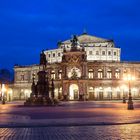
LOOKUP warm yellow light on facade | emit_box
[99,87,103,91]
[131,76,136,81]
[132,87,137,92]
[69,84,79,100]
[123,74,135,81]
[116,87,120,92]
[121,85,128,91]
[1,84,6,93]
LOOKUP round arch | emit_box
[69,84,79,100]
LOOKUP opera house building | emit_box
[11,32,140,101]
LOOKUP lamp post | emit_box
[121,85,126,103]
[123,74,135,110]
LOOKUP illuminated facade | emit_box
[12,32,140,100]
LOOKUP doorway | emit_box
[69,84,79,100]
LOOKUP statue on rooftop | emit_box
[71,35,79,51]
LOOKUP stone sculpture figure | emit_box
[71,35,78,51]
[40,50,47,66]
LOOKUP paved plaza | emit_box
[1,124,140,140]
[0,101,140,139]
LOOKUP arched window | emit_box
[58,70,62,79]
[115,69,120,79]
[102,51,106,55]
[107,69,112,79]
[53,53,55,57]
[98,69,103,79]
[51,70,55,79]
[58,53,61,57]
[114,51,117,56]
[108,51,111,55]
[88,69,94,79]
[106,87,113,99]
[88,87,94,100]
[96,51,99,55]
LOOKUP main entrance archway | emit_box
[69,84,79,100]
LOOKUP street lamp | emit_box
[123,74,135,110]
[121,85,127,103]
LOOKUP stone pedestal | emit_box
[128,96,134,110]
[79,94,84,101]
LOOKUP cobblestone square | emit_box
[1,124,140,140]
[0,101,140,140]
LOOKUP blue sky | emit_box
[0,0,140,70]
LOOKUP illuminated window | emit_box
[88,87,94,96]
[106,87,112,99]
[51,70,55,79]
[88,69,94,79]
[58,70,62,79]
[115,69,120,79]
[107,69,112,79]
[98,69,103,79]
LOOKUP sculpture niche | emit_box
[24,50,59,106]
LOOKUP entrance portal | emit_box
[69,84,79,100]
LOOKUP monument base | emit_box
[24,96,59,106]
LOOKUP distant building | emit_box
[12,32,140,100]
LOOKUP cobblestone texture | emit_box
[1,124,140,140]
